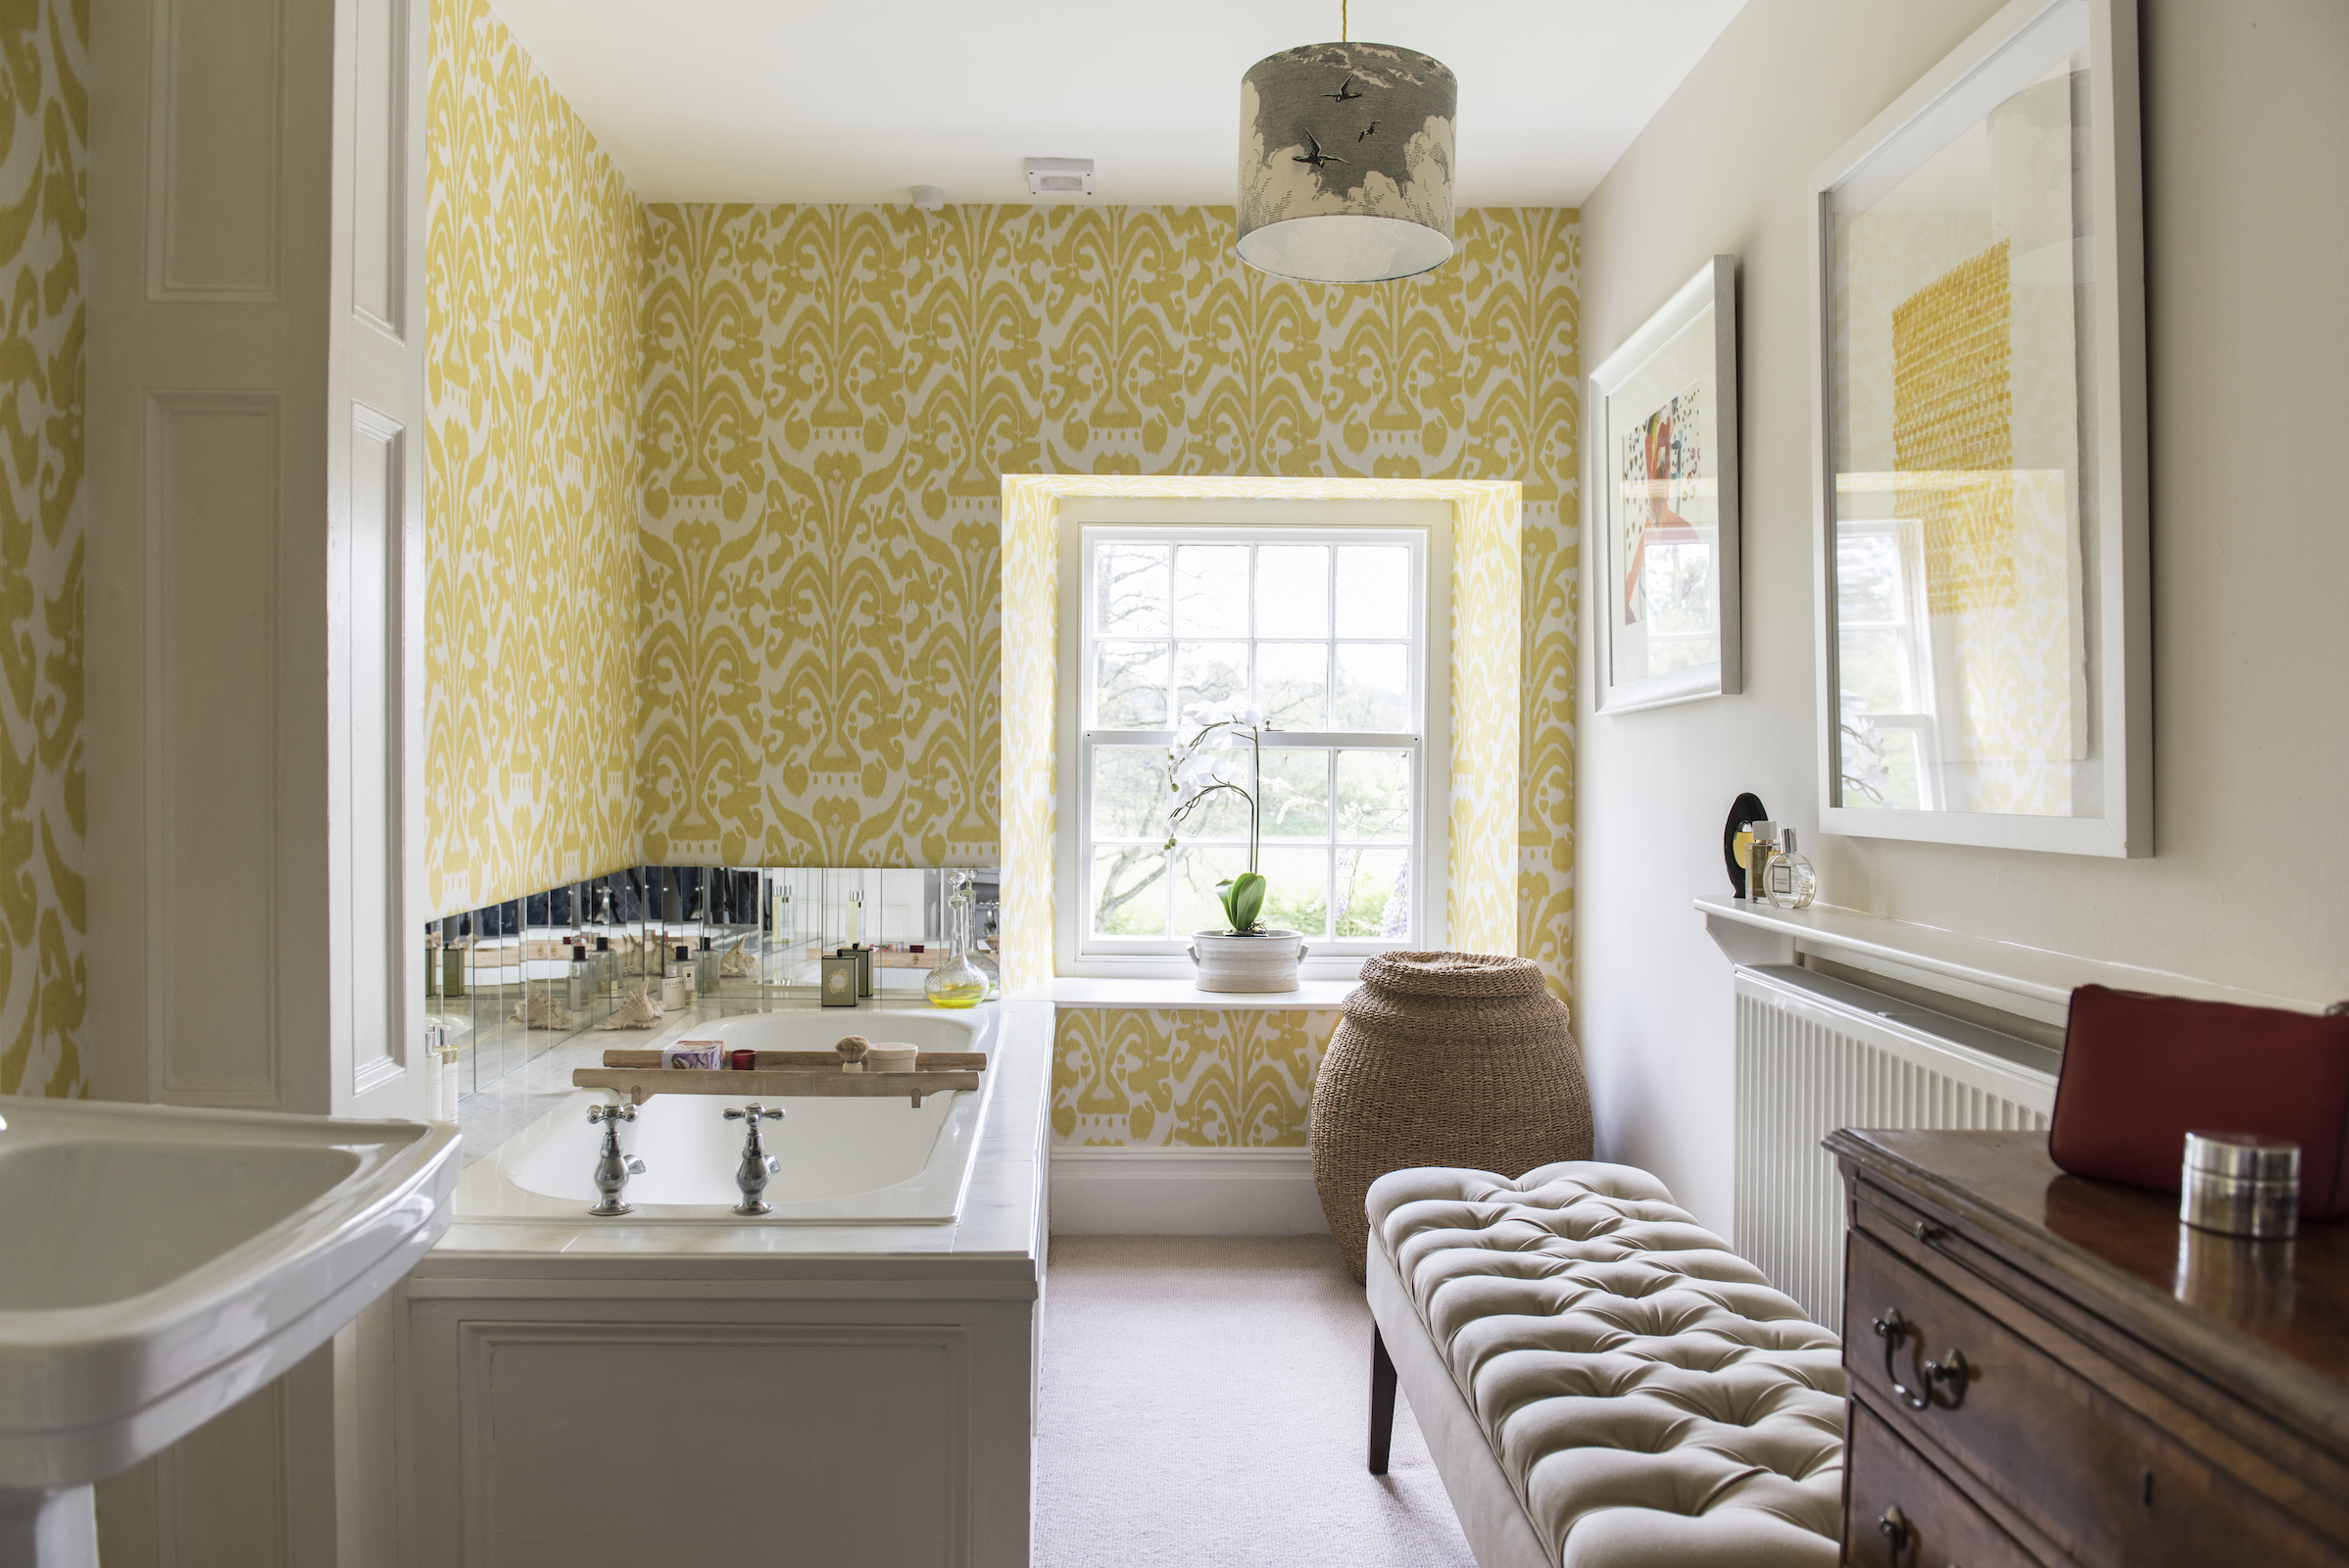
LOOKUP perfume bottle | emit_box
[1743,820,1779,903]
[672,943,696,998]
[925,871,990,1008]
[1764,829,1818,910]
[697,935,721,992]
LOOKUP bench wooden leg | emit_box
[1369,1325,1397,1475]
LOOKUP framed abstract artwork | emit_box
[1810,0,2149,856]
[1590,255,1741,714]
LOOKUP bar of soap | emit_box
[662,1040,724,1070]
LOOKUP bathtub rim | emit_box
[450,1007,999,1226]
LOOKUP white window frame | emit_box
[1052,498,1452,981]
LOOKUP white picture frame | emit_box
[1809,0,2149,857]
[1590,255,1741,714]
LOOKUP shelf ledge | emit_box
[1696,895,2325,1026]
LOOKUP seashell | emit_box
[595,987,666,1029]
[719,946,759,977]
[509,992,572,1031]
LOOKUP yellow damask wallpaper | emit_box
[1053,1006,1340,1147]
[635,203,1580,996]
[0,0,84,1097]
[423,0,644,917]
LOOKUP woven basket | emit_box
[1309,951,1592,1281]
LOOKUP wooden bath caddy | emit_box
[574,1048,989,1107]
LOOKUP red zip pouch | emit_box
[2047,984,2349,1218]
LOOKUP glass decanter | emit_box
[925,870,990,1008]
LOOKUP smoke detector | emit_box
[1025,158,1095,197]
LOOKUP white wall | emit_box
[1574,0,2349,1232]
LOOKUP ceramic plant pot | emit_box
[1187,929,1309,993]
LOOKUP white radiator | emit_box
[1734,963,2059,1327]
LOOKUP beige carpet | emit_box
[1036,1235,1479,1568]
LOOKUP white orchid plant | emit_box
[1161,702,1268,935]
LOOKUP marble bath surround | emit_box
[453,1008,1002,1226]
[431,993,1048,1257]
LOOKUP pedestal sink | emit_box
[0,1098,461,1567]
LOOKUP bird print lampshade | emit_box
[1237,41,1457,283]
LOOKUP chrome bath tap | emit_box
[723,1102,785,1215]
[585,1102,647,1216]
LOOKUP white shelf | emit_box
[1695,895,2326,1024]
[1019,977,1356,1011]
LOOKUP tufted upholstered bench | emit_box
[1365,1162,1846,1567]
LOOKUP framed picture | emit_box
[1590,255,1741,713]
[1809,0,2148,856]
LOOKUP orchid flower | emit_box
[1161,701,1271,932]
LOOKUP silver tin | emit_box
[2179,1130,2299,1240]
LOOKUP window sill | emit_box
[1018,977,1357,1010]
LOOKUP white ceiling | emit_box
[485,0,1747,208]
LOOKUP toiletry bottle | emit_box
[674,943,695,998]
[1764,829,1818,909]
[1744,821,1778,903]
[974,900,1002,999]
[595,934,615,996]
[697,934,721,993]
[428,1021,460,1120]
[567,943,594,1012]
[925,871,989,1008]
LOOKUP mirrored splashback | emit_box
[425,865,1001,1102]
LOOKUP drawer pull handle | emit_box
[1872,1307,1972,1411]
[1914,1219,1946,1247]
[1879,1503,1911,1566]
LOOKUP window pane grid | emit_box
[1083,531,1421,951]
[1092,541,1417,733]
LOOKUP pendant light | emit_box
[1236,0,1457,283]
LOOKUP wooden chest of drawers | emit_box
[1828,1130,2349,1566]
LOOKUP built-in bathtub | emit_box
[400,997,1050,1568]
[453,1008,995,1224]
